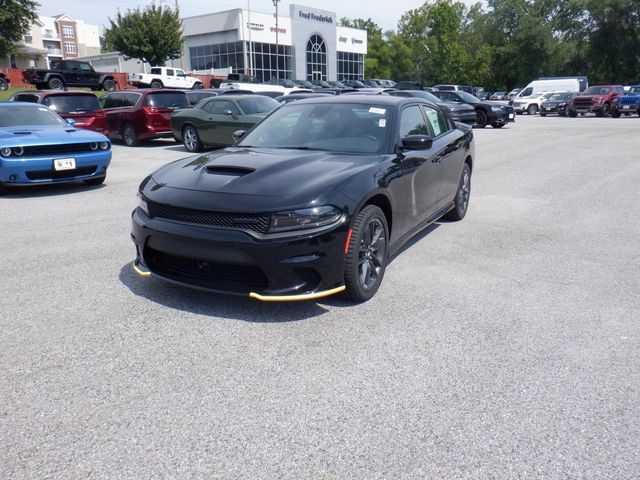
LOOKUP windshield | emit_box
[43,94,100,113]
[549,92,573,101]
[629,87,640,94]
[583,86,610,95]
[458,91,481,103]
[238,102,390,154]
[0,105,66,127]
[238,96,280,114]
[144,92,190,109]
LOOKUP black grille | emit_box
[26,166,97,180]
[146,247,269,293]
[503,105,515,115]
[147,200,270,234]
[294,267,321,289]
[22,143,101,156]
[573,98,593,108]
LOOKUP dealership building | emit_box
[181,4,367,82]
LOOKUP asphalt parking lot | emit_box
[1,115,639,479]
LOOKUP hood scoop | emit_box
[12,131,32,135]
[205,165,255,176]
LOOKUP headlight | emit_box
[13,147,24,156]
[99,141,110,150]
[0,147,12,157]
[558,102,566,107]
[137,192,149,215]
[89,142,98,151]
[491,106,504,113]
[268,206,343,233]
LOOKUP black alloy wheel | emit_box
[150,80,163,89]
[103,79,117,91]
[568,110,578,118]
[444,163,471,221]
[0,77,8,91]
[192,82,204,90]
[527,104,538,115]
[475,109,488,128]
[121,124,139,147]
[611,109,621,118]
[596,103,610,117]
[48,78,64,90]
[344,205,389,302]
[183,125,203,152]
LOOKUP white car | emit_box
[511,91,563,115]
[128,67,203,89]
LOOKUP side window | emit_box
[166,69,175,76]
[521,87,533,96]
[422,106,450,137]
[176,70,186,77]
[398,106,429,139]
[202,99,217,113]
[210,100,240,115]
[150,68,161,75]
[104,94,123,109]
[13,94,39,103]
[79,62,93,72]
[124,93,140,107]
[66,61,80,71]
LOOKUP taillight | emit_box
[142,106,158,114]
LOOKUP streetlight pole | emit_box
[272,0,280,80]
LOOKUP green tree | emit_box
[103,3,182,66]
[0,0,40,55]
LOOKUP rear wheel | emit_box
[444,163,471,221]
[540,112,547,117]
[475,109,488,128]
[84,175,106,186]
[150,80,163,89]
[121,123,139,147]
[568,110,578,118]
[0,78,8,91]
[611,109,621,118]
[344,205,389,302]
[183,125,203,152]
[48,77,64,90]
[192,82,203,90]
[102,79,117,91]
[527,104,538,115]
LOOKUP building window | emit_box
[64,42,76,54]
[337,51,364,81]
[306,34,327,81]
[189,41,292,84]
[24,33,33,43]
[63,26,74,38]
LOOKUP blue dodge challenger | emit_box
[0,102,111,194]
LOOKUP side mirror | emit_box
[65,118,76,126]
[400,135,433,150]
[223,109,234,116]
[233,130,247,143]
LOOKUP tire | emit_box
[444,163,471,221]
[344,205,389,302]
[596,103,610,117]
[540,112,547,117]
[491,122,505,128]
[121,123,139,147]
[150,80,163,89]
[0,78,8,91]
[182,125,203,152]
[48,77,64,90]
[527,104,538,115]
[568,110,578,118]
[192,82,203,90]
[84,175,106,186]
[102,79,117,92]
[474,109,488,128]
[0,183,6,196]
[611,109,621,118]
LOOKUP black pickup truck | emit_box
[23,60,117,91]
[0,72,9,91]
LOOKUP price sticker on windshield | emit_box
[369,107,386,115]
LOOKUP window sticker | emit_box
[426,109,443,136]
[369,107,386,115]
[378,119,386,127]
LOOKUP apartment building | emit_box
[1,14,101,69]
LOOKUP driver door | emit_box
[200,99,243,146]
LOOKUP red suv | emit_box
[568,85,625,117]
[99,89,190,146]
[9,90,108,135]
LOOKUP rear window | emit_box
[43,94,100,113]
[238,96,279,114]
[143,92,189,109]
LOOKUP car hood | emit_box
[148,147,380,207]
[0,125,109,147]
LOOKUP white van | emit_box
[513,77,587,100]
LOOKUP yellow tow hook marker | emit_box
[132,261,151,277]
[250,285,346,302]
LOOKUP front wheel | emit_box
[183,125,203,152]
[192,82,203,90]
[121,124,139,147]
[540,112,547,117]
[527,104,538,115]
[344,205,389,302]
[444,163,471,221]
[475,109,488,128]
[0,78,8,91]
[102,79,117,91]
[568,110,578,118]
[150,80,163,89]
[596,103,610,117]
[611,109,621,118]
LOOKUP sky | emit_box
[37,0,482,33]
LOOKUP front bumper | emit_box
[131,208,349,300]
[0,150,111,186]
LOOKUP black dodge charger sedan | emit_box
[387,90,477,125]
[432,90,515,128]
[131,96,474,302]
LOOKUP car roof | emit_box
[108,89,186,94]
[284,95,438,109]
[0,101,52,107]
[11,90,98,97]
